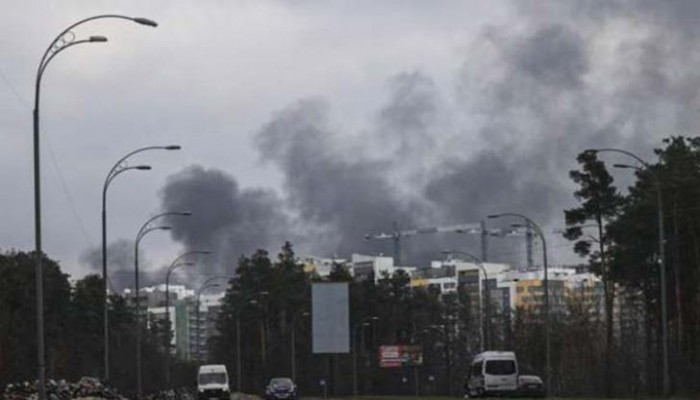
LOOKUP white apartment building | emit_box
[301,253,417,281]
[124,284,225,361]
[348,253,416,280]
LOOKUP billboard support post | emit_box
[413,366,419,396]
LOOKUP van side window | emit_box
[471,361,483,377]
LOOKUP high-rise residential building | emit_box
[124,284,224,361]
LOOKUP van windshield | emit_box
[199,373,227,385]
[485,360,516,375]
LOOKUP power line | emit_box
[0,66,30,108]
[0,63,94,249]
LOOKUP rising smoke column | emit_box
[150,0,700,271]
[255,98,428,257]
[80,239,139,293]
[423,0,700,264]
[159,165,294,277]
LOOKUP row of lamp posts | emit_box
[29,13,670,399]
[32,14,158,400]
[151,146,667,398]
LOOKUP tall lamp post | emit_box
[352,316,379,397]
[32,15,156,400]
[102,145,180,382]
[291,311,309,384]
[164,251,211,386]
[250,291,270,384]
[587,147,669,396]
[423,323,453,395]
[231,291,268,393]
[442,249,489,351]
[488,213,549,395]
[134,211,190,399]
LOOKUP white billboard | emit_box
[312,282,350,354]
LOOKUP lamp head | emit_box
[164,145,181,150]
[487,214,501,219]
[89,36,108,43]
[176,211,193,216]
[613,163,637,170]
[583,149,599,155]
[133,17,158,27]
[135,165,151,170]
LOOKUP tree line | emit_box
[2,136,700,398]
[208,137,700,397]
[563,137,700,397]
[0,250,195,397]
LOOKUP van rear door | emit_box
[484,359,518,392]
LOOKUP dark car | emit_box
[517,375,545,398]
[265,377,297,400]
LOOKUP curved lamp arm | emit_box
[585,148,649,168]
[35,14,157,110]
[136,211,191,241]
[105,145,181,187]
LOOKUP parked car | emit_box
[517,375,545,398]
[264,377,297,400]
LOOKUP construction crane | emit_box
[364,221,516,265]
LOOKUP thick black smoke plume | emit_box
[150,0,700,273]
[80,239,141,293]
[159,165,293,279]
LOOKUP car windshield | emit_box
[269,378,293,388]
[485,360,516,375]
[199,373,227,385]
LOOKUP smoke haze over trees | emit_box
[130,0,700,277]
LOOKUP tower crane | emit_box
[364,221,517,265]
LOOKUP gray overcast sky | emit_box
[2,1,698,285]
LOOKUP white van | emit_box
[197,364,230,400]
[466,351,519,397]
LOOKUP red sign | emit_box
[379,345,423,368]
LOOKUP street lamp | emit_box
[229,290,268,393]
[291,311,310,383]
[588,147,669,396]
[134,211,190,399]
[32,14,156,400]
[422,323,454,395]
[353,316,380,397]
[102,145,180,382]
[254,291,270,381]
[442,249,489,351]
[488,213,549,395]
